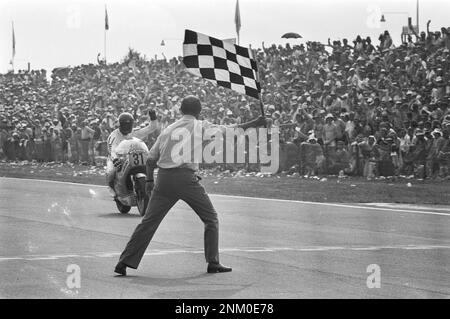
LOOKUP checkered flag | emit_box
[183,29,261,100]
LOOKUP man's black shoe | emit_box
[114,262,127,276]
[207,262,232,273]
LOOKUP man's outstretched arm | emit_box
[236,116,267,130]
[202,116,267,138]
[131,109,160,140]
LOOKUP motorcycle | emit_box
[111,137,150,216]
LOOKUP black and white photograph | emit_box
[0,0,449,306]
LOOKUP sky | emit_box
[1,0,449,74]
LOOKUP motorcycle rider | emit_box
[106,110,159,193]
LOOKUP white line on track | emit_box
[1,245,450,262]
[211,194,450,217]
[1,176,449,217]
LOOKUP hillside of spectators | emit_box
[1,24,450,179]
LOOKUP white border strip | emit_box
[211,194,450,217]
[1,176,449,217]
[1,245,450,262]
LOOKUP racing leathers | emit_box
[106,120,159,191]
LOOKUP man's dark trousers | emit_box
[118,167,220,269]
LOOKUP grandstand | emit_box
[1,28,450,179]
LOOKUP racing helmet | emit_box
[118,112,134,135]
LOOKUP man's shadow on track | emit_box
[115,273,209,286]
[98,212,141,218]
[114,273,247,298]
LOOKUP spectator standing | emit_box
[322,114,338,173]
[299,136,324,175]
[426,129,444,178]
[80,120,94,164]
[360,135,378,179]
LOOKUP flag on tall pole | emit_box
[105,6,109,30]
[11,21,15,72]
[234,0,241,45]
[12,21,16,57]
[104,5,108,63]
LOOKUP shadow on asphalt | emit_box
[113,273,210,286]
[98,213,142,218]
[115,274,249,298]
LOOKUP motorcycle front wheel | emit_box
[115,198,131,214]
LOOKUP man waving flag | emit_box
[182,29,261,100]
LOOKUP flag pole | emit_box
[252,48,265,118]
[259,99,265,117]
[104,28,107,63]
[104,5,107,64]
[11,21,15,73]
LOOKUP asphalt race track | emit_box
[0,176,449,298]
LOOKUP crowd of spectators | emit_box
[1,23,450,179]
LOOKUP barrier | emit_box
[7,136,411,178]
[279,142,299,172]
[199,141,299,173]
